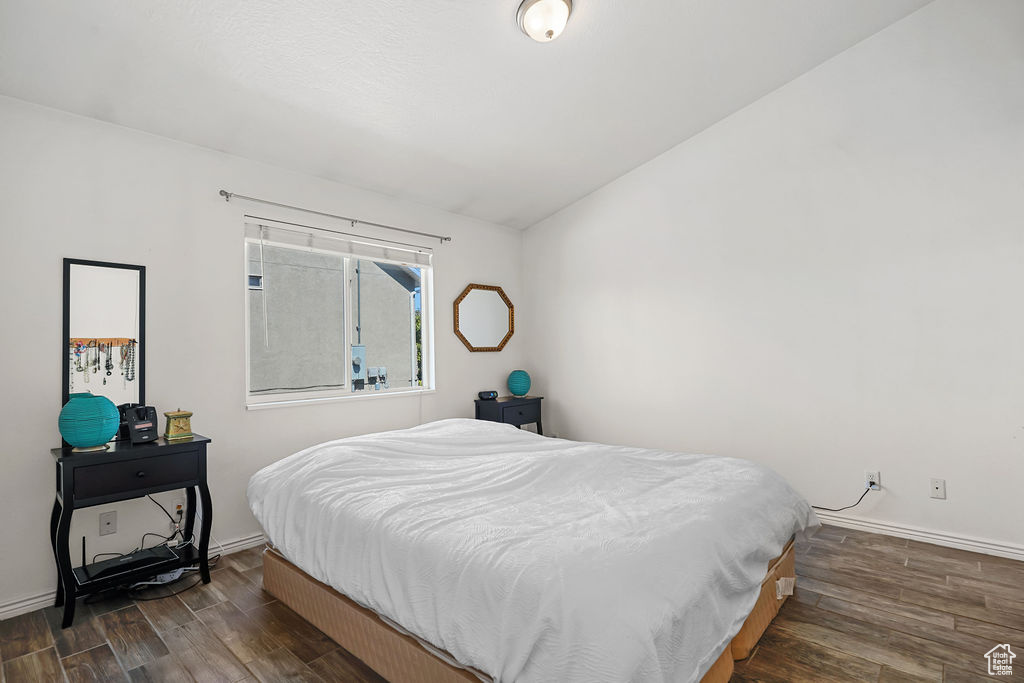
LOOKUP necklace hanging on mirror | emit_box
[125,341,135,382]
[105,344,113,376]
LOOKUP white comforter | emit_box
[248,418,817,683]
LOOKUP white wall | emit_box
[522,0,1024,551]
[0,96,524,610]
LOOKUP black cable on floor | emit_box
[812,488,871,512]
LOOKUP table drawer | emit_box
[502,401,540,426]
[75,453,199,499]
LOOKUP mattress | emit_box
[248,418,818,682]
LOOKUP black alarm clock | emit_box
[118,403,159,444]
[478,390,498,400]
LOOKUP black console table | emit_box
[49,435,212,628]
[475,396,543,435]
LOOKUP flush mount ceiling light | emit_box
[517,0,572,42]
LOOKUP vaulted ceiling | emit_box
[0,0,930,228]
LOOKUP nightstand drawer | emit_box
[74,454,199,499]
[502,402,541,426]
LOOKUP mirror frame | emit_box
[453,283,514,352]
[62,258,146,406]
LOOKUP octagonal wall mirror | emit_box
[454,284,514,352]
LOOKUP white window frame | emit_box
[243,218,435,409]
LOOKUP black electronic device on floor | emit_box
[79,545,178,583]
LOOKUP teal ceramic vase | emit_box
[59,393,119,451]
[507,370,531,397]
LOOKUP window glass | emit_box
[244,230,432,405]
[247,243,346,394]
[349,260,423,391]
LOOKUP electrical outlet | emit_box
[930,478,946,499]
[99,511,117,536]
[171,499,185,532]
[864,471,881,491]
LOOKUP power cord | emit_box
[88,497,186,564]
[812,488,872,512]
[148,495,184,535]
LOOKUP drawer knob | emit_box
[136,471,146,478]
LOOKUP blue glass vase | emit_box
[59,392,120,451]
[507,370,531,397]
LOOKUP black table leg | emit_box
[197,482,213,584]
[536,418,543,436]
[55,503,76,627]
[50,498,64,607]
[183,487,197,545]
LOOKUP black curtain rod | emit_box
[219,190,453,244]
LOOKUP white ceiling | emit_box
[0,0,930,229]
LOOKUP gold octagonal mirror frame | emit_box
[453,283,514,352]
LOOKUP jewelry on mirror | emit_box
[124,341,136,382]
[67,339,141,390]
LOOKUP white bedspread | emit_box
[247,418,817,683]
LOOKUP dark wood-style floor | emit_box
[734,525,1024,682]
[0,547,384,683]
[1,526,1021,682]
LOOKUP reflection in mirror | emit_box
[63,259,145,408]
[453,284,513,352]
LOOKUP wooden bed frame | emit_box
[261,538,795,683]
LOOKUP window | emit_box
[245,219,433,406]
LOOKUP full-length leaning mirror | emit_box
[453,283,514,352]
[62,258,146,408]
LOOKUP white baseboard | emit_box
[813,512,1024,562]
[0,532,266,621]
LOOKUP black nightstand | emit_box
[475,396,543,435]
[49,435,213,628]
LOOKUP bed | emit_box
[248,418,818,682]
